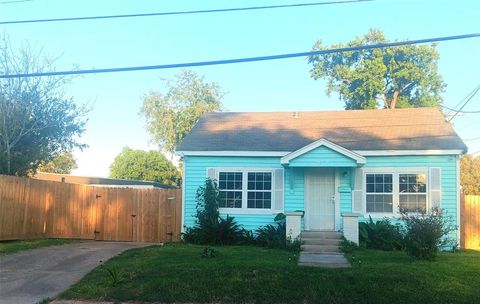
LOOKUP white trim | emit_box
[456,156,461,245]
[362,167,430,217]
[281,138,366,165]
[181,159,186,233]
[177,149,465,158]
[213,167,284,215]
[335,169,341,231]
[355,149,465,156]
[177,151,288,157]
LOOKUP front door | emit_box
[305,169,336,230]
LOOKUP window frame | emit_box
[398,173,428,213]
[215,167,278,214]
[365,173,394,214]
[363,167,429,217]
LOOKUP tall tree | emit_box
[141,70,224,156]
[109,147,181,187]
[460,154,480,195]
[308,29,445,109]
[38,152,78,174]
[0,40,87,175]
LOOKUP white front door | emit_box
[305,169,336,230]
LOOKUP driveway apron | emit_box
[0,241,149,304]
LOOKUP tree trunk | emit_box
[390,91,399,109]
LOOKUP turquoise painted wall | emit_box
[288,146,357,167]
[183,156,283,231]
[183,154,459,242]
[360,155,459,242]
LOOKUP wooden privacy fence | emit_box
[461,195,480,250]
[0,175,182,242]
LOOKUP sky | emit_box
[2,0,480,177]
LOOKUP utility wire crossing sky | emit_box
[1,32,479,78]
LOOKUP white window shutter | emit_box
[274,169,284,211]
[207,168,217,181]
[429,167,441,209]
[352,168,364,213]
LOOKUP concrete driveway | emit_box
[0,241,149,304]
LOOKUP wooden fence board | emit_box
[0,175,181,243]
[462,195,480,250]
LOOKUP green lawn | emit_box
[60,244,480,304]
[0,239,78,255]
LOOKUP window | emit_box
[366,174,393,213]
[216,169,276,212]
[218,172,243,208]
[399,174,427,212]
[247,172,272,209]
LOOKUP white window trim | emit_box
[363,167,429,217]
[215,167,279,215]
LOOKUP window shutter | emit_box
[274,169,284,211]
[352,168,364,213]
[429,167,441,209]
[206,168,217,181]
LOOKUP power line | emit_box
[464,136,480,141]
[441,104,480,113]
[0,0,32,4]
[1,32,479,79]
[448,84,480,122]
[457,118,480,132]
[0,0,371,25]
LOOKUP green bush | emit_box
[255,222,287,249]
[401,207,455,260]
[359,216,404,251]
[340,238,359,253]
[182,179,244,245]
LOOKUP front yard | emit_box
[60,244,480,304]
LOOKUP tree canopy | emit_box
[141,70,224,156]
[38,152,78,174]
[0,40,87,175]
[109,147,181,187]
[460,154,480,195]
[308,29,445,109]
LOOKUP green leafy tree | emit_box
[109,147,180,187]
[308,29,445,109]
[38,152,78,174]
[460,154,480,195]
[0,40,87,176]
[141,70,224,156]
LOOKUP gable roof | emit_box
[177,108,467,153]
[281,138,366,165]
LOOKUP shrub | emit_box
[201,247,217,258]
[181,179,244,245]
[255,222,287,249]
[340,238,358,253]
[359,216,404,251]
[401,207,455,260]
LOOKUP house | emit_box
[177,108,467,244]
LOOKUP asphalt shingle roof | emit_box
[177,108,467,152]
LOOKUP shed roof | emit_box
[177,108,467,152]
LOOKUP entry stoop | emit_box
[301,231,343,254]
[298,231,351,268]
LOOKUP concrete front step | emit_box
[301,231,343,239]
[298,252,351,268]
[301,244,341,253]
[302,238,342,246]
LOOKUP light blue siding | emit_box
[360,155,459,242]
[183,156,282,231]
[184,154,459,242]
[289,146,357,167]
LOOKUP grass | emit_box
[60,244,480,304]
[0,239,78,255]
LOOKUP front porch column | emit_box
[341,213,360,245]
[285,211,303,241]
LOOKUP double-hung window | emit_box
[366,174,393,213]
[216,169,276,212]
[399,174,427,212]
[364,169,429,215]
